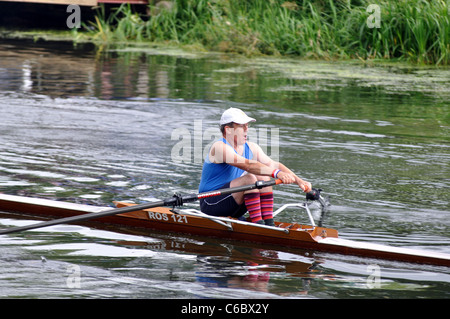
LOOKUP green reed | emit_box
[86,0,449,65]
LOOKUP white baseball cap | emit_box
[220,108,256,125]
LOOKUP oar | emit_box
[0,179,282,235]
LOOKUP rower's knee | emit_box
[242,174,272,193]
[230,174,271,194]
[255,175,272,193]
[245,173,269,183]
[257,175,270,182]
[242,173,258,184]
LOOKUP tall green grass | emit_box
[86,0,450,65]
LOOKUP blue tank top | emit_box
[199,138,253,192]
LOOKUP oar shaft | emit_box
[0,200,167,235]
[0,179,281,235]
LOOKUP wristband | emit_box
[272,169,281,178]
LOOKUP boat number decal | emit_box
[148,211,188,224]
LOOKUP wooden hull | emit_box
[114,202,338,251]
[0,194,449,267]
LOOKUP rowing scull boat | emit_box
[0,192,449,267]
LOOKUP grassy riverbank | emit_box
[85,0,449,65]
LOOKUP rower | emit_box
[198,107,312,226]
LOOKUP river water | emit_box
[0,39,449,299]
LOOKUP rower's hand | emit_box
[277,172,311,193]
[277,171,296,185]
[297,179,312,193]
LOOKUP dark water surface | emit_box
[0,39,449,299]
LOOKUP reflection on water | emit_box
[0,39,449,298]
[0,211,322,298]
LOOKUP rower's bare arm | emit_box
[210,141,279,178]
[209,141,311,191]
[249,142,312,192]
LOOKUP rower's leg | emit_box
[244,192,263,224]
[252,175,275,226]
[255,174,272,193]
[230,174,275,225]
[230,174,262,223]
[260,191,274,226]
[230,173,259,205]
